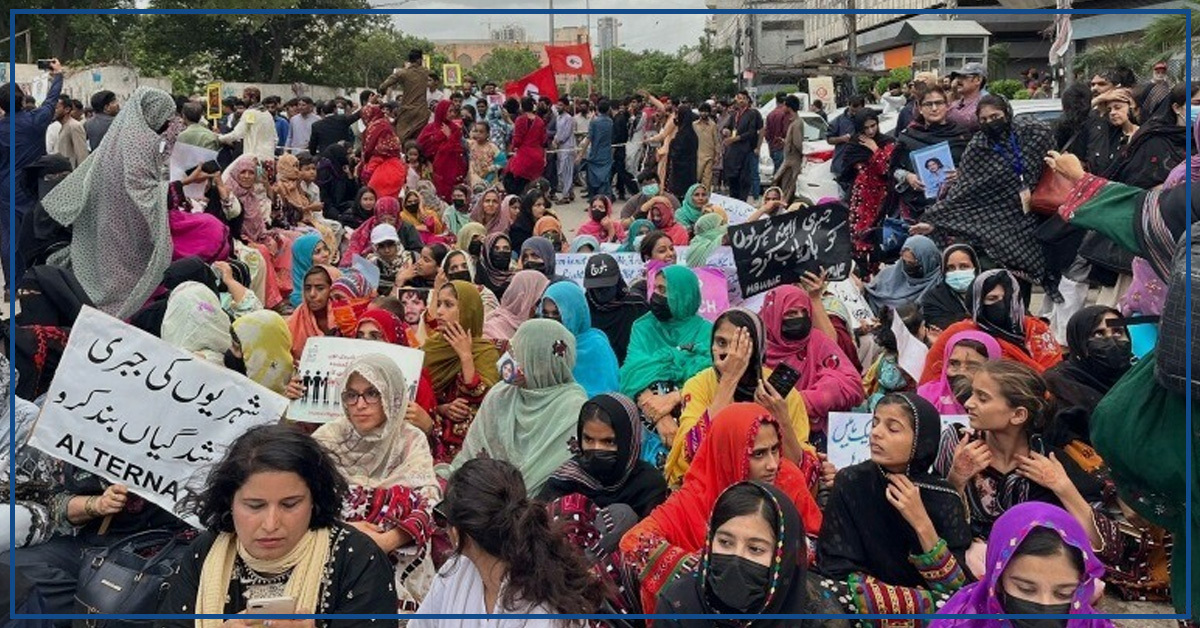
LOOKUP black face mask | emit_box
[948,373,973,407]
[404,202,420,212]
[590,209,607,222]
[224,350,247,375]
[446,270,472,283]
[780,316,811,341]
[981,118,1012,141]
[903,261,924,279]
[489,250,511,270]
[578,449,621,484]
[981,301,1013,331]
[588,286,620,305]
[705,553,771,613]
[649,293,673,322]
[1085,336,1133,378]
[523,260,546,273]
[468,240,484,257]
[452,199,467,210]
[1001,594,1070,628]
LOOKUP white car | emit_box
[791,99,1063,203]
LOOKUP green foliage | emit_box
[468,48,541,86]
[1012,88,1032,101]
[987,43,1010,81]
[873,67,912,95]
[988,79,1024,100]
[592,41,735,101]
[855,75,875,96]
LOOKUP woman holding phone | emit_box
[159,424,397,628]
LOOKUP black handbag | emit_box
[74,530,183,628]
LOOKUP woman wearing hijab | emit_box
[352,307,440,427]
[128,256,222,336]
[474,232,515,300]
[317,142,359,217]
[41,87,176,319]
[917,330,1001,416]
[360,103,407,198]
[912,94,1055,294]
[438,248,499,319]
[442,184,473,236]
[818,392,973,619]
[508,187,545,253]
[890,86,973,217]
[619,218,655,253]
[658,482,851,627]
[576,195,626,243]
[13,265,91,327]
[918,243,981,341]
[919,270,1062,384]
[648,198,690,245]
[161,281,233,366]
[287,263,342,361]
[760,285,865,435]
[667,308,811,488]
[482,269,549,344]
[400,189,449,247]
[683,212,727,269]
[456,222,487,260]
[503,97,547,196]
[569,235,600,253]
[1044,306,1133,442]
[290,232,334,308]
[274,153,338,257]
[931,503,1113,628]
[223,156,290,308]
[349,195,423,263]
[230,309,294,395]
[423,280,500,463]
[314,354,441,611]
[865,234,942,312]
[538,281,620,398]
[540,393,668,519]
[619,266,713,467]
[518,235,562,282]
[620,403,823,614]
[666,108,700,201]
[843,111,895,268]
[444,319,587,495]
[584,253,647,365]
[468,187,511,236]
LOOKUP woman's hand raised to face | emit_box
[1044,150,1086,184]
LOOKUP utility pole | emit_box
[844,0,857,70]
[586,0,593,95]
[549,0,555,44]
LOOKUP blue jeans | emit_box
[771,149,784,173]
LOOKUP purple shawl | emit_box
[916,330,1001,415]
[931,502,1112,628]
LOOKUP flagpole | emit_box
[549,0,554,44]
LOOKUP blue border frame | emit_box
[7,6,1191,622]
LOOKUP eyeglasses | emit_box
[340,389,382,406]
[920,100,947,110]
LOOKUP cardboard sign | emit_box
[728,202,852,298]
[827,411,968,471]
[28,307,289,526]
[168,142,219,199]
[710,193,757,226]
[554,251,646,287]
[289,337,425,424]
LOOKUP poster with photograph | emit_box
[442,63,463,87]
[289,337,425,424]
[397,287,430,327]
[909,141,954,200]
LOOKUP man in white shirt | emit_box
[219,86,279,160]
[287,97,318,151]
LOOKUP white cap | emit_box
[370,223,399,245]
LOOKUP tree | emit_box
[1143,4,1199,60]
[468,47,540,86]
[1072,41,1156,81]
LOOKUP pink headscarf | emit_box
[916,330,1001,415]
[223,155,266,242]
[470,189,513,236]
[759,285,864,430]
[575,195,626,243]
[481,270,550,342]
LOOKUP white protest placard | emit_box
[825,278,875,331]
[289,337,425,424]
[555,251,646,287]
[29,306,289,526]
[168,142,220,199]
[827,411,970,471]
[710,194,757,226]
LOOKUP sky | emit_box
[374,0,711,53]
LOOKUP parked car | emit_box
[790,99,1063,203]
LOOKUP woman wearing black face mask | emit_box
[518,235,563,282]
[865,234,943,312]
[919,270,1063,386]
[439,248,499,315]
[474,232,514,299]
[442,184,474,236]
[541,393,668,518]
[1043,306,1132,446]
[656,481,849,627]
[932,502,1113,628]
[911,94,1057,297]
[583,253,647,365]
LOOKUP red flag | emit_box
[545,43,595,76]
[504,65,559,102]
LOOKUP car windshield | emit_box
[800,117,827,142]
